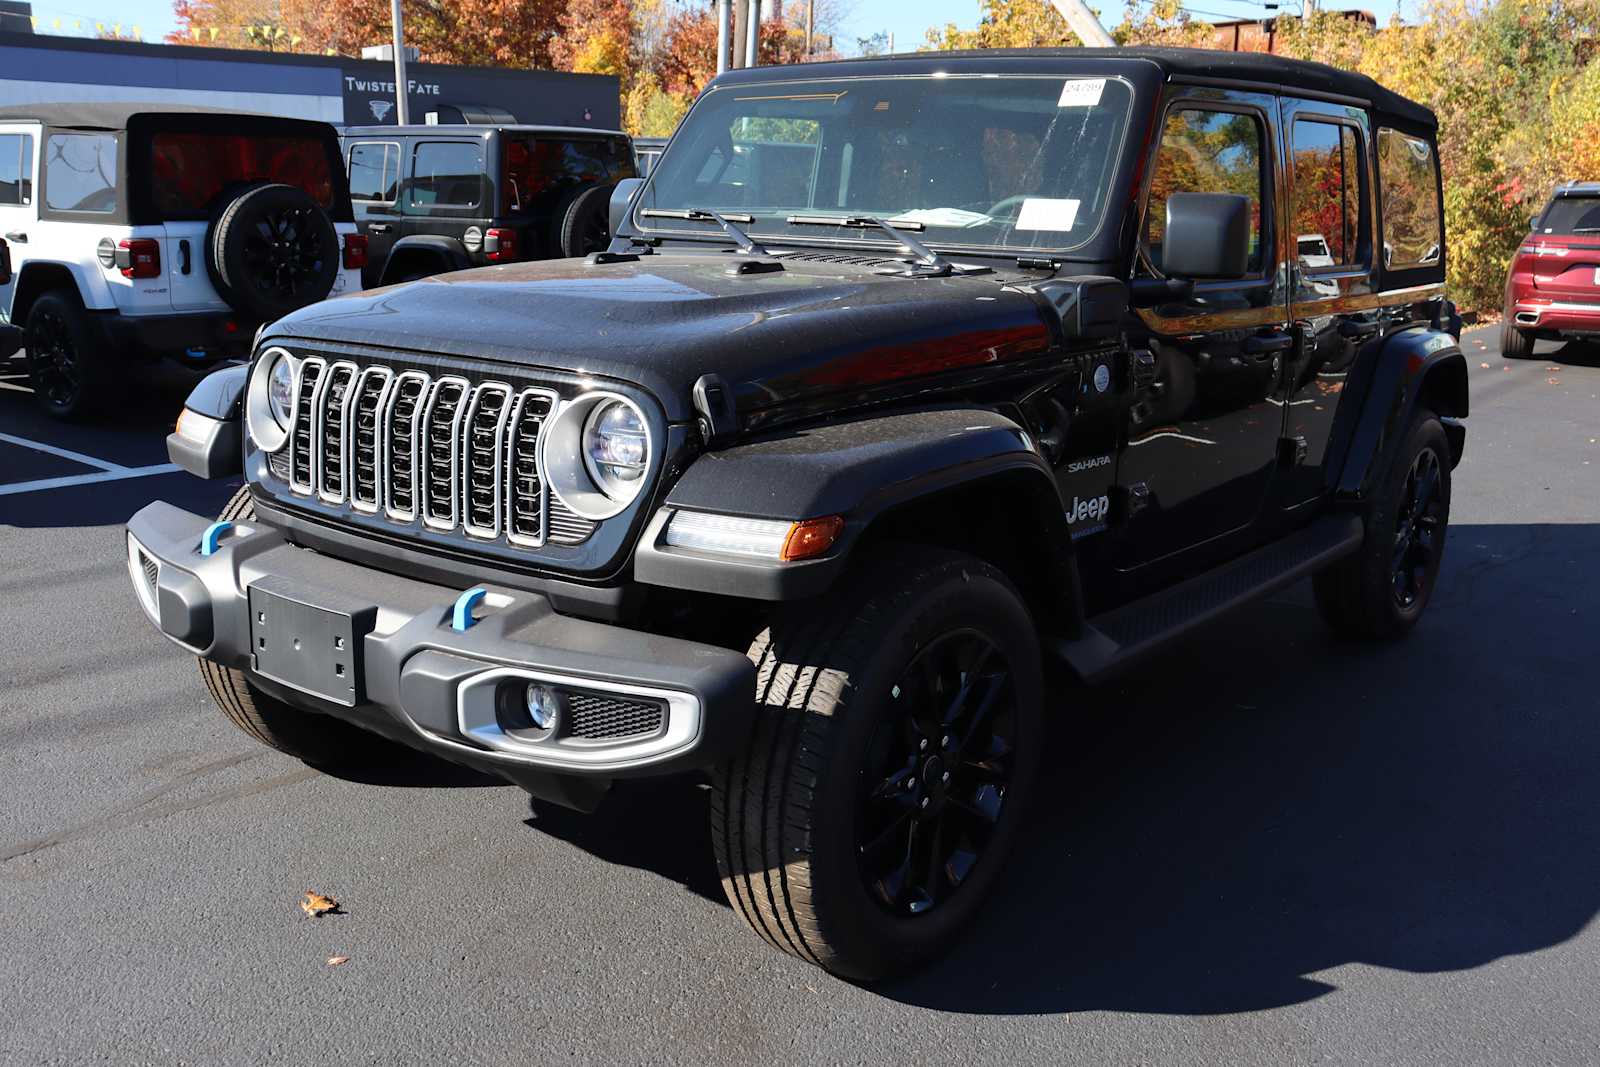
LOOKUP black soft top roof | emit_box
[0,101,332,131]
[713,46,1436,131]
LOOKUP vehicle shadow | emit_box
[884,521,1600,1014]
[508,523,1600,1014]
[1535,338,1600,368]
[525,778,726,905]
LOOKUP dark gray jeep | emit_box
[128,48,1467,979]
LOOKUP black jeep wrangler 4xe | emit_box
[128,48,1466,980]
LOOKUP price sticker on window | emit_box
[1015,198,1080,232]
[1058,79,1106,107]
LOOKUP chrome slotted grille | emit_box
[273,360,601,548]
[316,362,357,504]
[421,377,469,530]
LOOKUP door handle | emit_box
[5,231,25,243]
[1243,333,1294,355]
[179,239,191,275]
[1337,319,1382,340]
[368,223,392,233]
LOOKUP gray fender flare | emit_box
[633,407,1076,604]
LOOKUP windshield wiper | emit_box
[639,208,767,255]
[785,214,950,271]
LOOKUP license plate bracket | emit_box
[248,576,377,707]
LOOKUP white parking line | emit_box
[0,464,182,496]
[0,431,123,472]
[0,380,29,392]
[0,430,183,497]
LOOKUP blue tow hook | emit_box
[452,587,489,632]
[199,521,233,557]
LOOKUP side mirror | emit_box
[1529,214,1540,231]
[1162,192,1252,280]
[609,177,645,237]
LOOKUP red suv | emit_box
[1502,181,1600,358]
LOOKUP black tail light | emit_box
[0,237,10,286]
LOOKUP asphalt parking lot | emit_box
[2,326,1598,1065]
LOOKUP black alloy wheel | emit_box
[1312,410,1452,639]
[1391,444,1444,610]
[239,204,333,303]
[26,302,79,411]
[24,289,108,418]
[857,630,1017,917]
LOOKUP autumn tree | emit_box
[925,0,1080,49]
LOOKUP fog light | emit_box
[525,683,562,731]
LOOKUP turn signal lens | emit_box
[780,515,845,561]
[663,511,844,561]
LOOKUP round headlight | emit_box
[542,392,653,521]
[245,347,297,454]
[267,356,295,429]
[583,400,647,499]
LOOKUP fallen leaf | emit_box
[1547,366,1562,371]
[301,890,340,918]
[1480,362,1491,368]
[326,955,350,966]
[1548,377,1561,384]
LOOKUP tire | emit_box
[24,288,114,419]
[197,487,399,768]
[556,184,613,258]
[711,548,1044,980]
[207,182,339,321]
[1500,319,1536,360]
[1313,411,1452,640]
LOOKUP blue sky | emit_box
[13,0,1412,55]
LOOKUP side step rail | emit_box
[1054,514,1364,684]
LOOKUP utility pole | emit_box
[745,0,760,67]
[1048,0,1115,46]
[717,0,731,74]
[732,0,747,68]
[804,0,813,57]
[390,0,409,125]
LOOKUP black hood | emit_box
[263,252,1057,424]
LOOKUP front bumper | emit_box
[125,500,754,805]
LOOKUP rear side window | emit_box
[1376,129,1442,268]
[410,142,484,208]
[1145,108,1267,275]
[502,136,628,215]
[0,133,33,205]
[1290,119,1363,269]
[1537,196,1600,235]
[149,133,334,219]
[45,132,117,213]
[348,142,396,202]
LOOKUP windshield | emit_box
[638,74,1135,255]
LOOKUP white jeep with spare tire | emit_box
[0,103,364,417]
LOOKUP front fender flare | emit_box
[633,407,1071,601]
[1331,325,1467,501]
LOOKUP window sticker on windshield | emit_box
[889,207,991,228]
[1058,79,1106,107]
[1015,198,1080,231]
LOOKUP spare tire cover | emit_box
[556,184,614,259]
[207,182,340,322]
